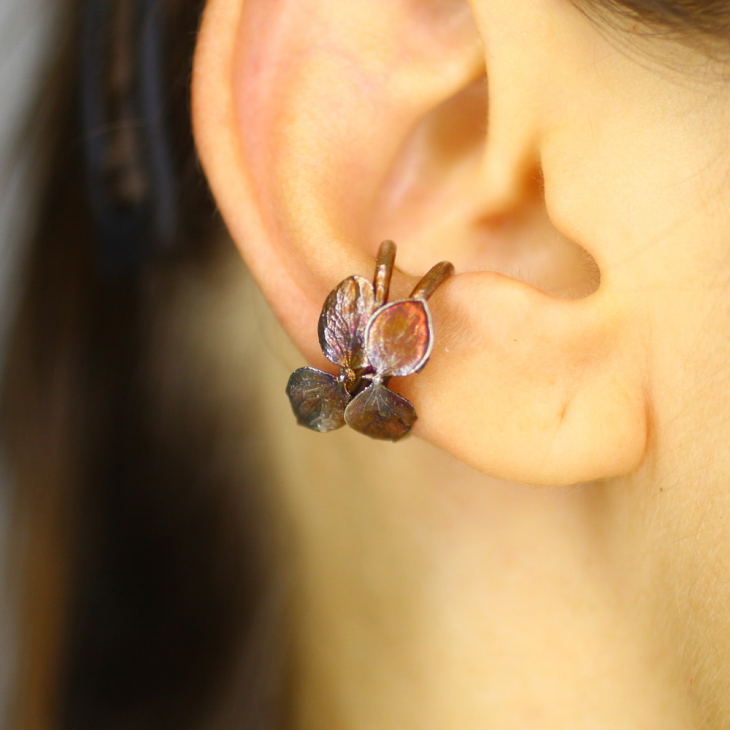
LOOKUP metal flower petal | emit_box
[318,275,376,371]
[286,367,350,432]
[364,299,433,378]
[344,383,417,441]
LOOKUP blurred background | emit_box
[0,1,286,728]
[0,0,61,720]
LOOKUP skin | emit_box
[192,0,730,727]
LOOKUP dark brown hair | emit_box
[2,1,729,729]
[580,0,730,40]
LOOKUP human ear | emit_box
[192,0,648,486]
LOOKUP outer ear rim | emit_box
[192,0,250,241]
[192,0,336,363]
[192,0,402,356]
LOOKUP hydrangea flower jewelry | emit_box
[286,241,454,441]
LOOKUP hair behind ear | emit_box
[1,1,286,728]
[574,0,730,40]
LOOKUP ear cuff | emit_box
[286,240,454,441]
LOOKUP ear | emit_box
[192,0,648,486]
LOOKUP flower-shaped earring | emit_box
[286,241,454,441]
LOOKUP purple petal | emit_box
[344,383,417,441]
[286,367,350,432]
[318,275,376,371]
[365,300,432,377]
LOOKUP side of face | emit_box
[191,0,730,487]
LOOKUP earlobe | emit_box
[192,0,649,486]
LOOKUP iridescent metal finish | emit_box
[286,367,350,432]
[286,240,453,441]
[318,275,375,390]
[373,239,396,308]
[344,384,417,441]
[365,300,432,378]
[409,261,455,301]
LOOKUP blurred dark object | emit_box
[82,0,178,274]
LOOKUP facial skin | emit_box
[193,0,730,727]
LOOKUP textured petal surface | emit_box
[344,384,417,441]
[286,367,350,432]
[318,275,376,370]
[365,300,432,377]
